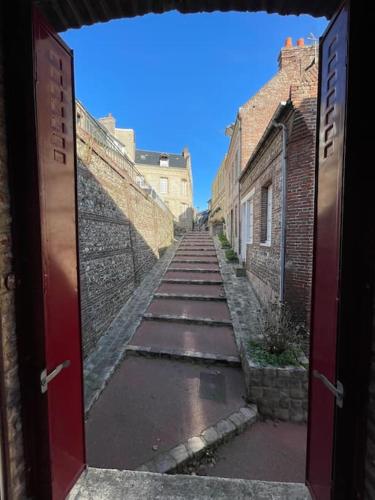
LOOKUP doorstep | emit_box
[68,468,311,500]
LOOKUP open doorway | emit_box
[3,2,370,500]
[61,5,327,488]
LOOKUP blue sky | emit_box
[62,11,327,210]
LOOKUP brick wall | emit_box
[77,139,174,357]
[284,76,317,322]
[223,42,317,255]
[0,23,26,499]
[239,52,318,326]
[240,129,283,302]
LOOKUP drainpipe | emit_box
[272,120,287,303]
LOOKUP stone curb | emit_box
[143,312,232,326]
[136,404,258,474]
[162,278,223,285]
[125,344,241,366]
[154,293,226,301]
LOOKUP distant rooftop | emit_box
[135,149,188,169]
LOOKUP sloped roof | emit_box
[135,149,187,168]
[34,0,339,32]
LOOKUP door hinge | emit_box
[41,360,70,394]
[313,370,344,408]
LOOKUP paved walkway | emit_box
[86,232,247,471]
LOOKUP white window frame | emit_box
[160,155,169,167]
[160,177,168,194]
[260,184,272,247]
[181,179,188,196]
[241,188,254,260]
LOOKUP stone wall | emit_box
[0,22,26,499]
[77,139,174,358]
[242,350,308,422]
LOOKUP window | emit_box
[235,150,240,178]
[160,177,168,194]
[160,154,169,167]
[181,179,188,196]
[234,205,238,237]
[261,184,272,245]
[181,203,188,219]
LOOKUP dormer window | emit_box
[160,154,169,167]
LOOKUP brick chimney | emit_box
[278,37,316,72]
[98,112,116,135]
[182,146,190,159]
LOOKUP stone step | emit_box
[157,282,225,297]
[130,319,238,358]
[164,271,222,282]
[167,267,220,273]
[146,298,231,322]
[175,253,217,257]
[154,293,226,301]
[125,344,241,366]
[143,312,232,326]
[172,259,218,264]
[162,278,223,285]
[85,357,247,473]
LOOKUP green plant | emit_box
[218,232,231,249]
[248,340,300,367]
[254,299,308,358]
[225,249,238,262]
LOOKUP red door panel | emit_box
[306,5,348,499]
[33,8,85,499]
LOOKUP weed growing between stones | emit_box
[225,249,239,263]
[218,232,231,249]
[249,299,308,367]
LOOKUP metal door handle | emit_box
[41,360,71,393]
[313,370,344,408]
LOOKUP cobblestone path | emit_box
[86,232,254,472]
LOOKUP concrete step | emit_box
[172,258,218,263]
[157,282,225,297]
[143,312,232,326]
[125,344,241,366]
[154,293,226,301]
[169,262,219,270]
[168,267,220,273]
[129,319,238,358]
[162,278,223,285]
[164,270,222,282]
[146,298,231,322]
[85,357,246,471]
[68,468,311,500]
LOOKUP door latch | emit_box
[41,360,71,394]
[313,370,344,408]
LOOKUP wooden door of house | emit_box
[32,8,86,499]
[306,4,349,499]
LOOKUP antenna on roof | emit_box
[307,33,319,61]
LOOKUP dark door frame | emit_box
[3,2,55,497]
[1,1,373,499]
[332,2,373,499]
